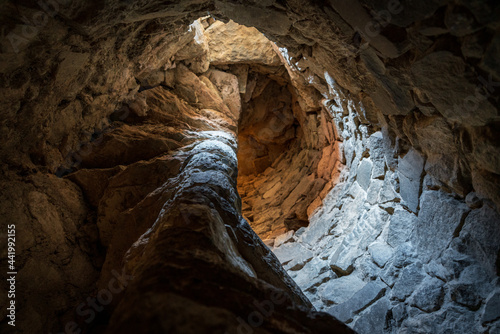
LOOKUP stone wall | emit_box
[237,60,341,240]
[271,75,500,333]
[0,171,102,332]
[2,0,498,205]
[0,15,354,334]
[1,0,499,333]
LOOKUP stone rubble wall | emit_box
[1,0,499,333]
[236,64,342,240]
[0,14,354,334]
[203,20,344,240]
[272,76,500,333]
[238,139,342,241]
[1,1,498,207]
[83,55,353,334]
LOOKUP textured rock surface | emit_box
[0,173,101,332]
[0,15,354,334]
[1,0,500,333]
[236,59,341,239]
[205,20,281,66]
[0,0,498,203]
[272,89,500,333]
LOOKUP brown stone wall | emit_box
[0,1,499,333]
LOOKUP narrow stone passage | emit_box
[1,2,500,334]
[236,56,342,242]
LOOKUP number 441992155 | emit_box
[7,224,15,269]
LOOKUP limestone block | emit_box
[413,190,469,263]
[317,144,337,180]
[274,230,294,248]
[205,69,241,118]
[412,52,496,126]
[356,158,373,191]
[368,241,394,268]
[459,204,500,276]
[378,172,399,203]
[450,283,484,310]
[273,242,313,267]
[318,274,366,306]
[301,208,339,246]
[329,206,387,275]
[205,20,281,65]
[392,262,425,301]
[409,276,445,312]
[482,290,500,324]
[293,257,336,293]
[366,178,383,205]
[353,297,390,334]
[398,148,425,212]
[176,19,210,73]
[367,131,386,179]
[387,207,417,247]
[327,279,386,322]
[174,64,232,117]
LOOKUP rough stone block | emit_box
[380,263,399,288]
[412,52,497,127]
[461,204,500,276]
[273,242,312,265]
[424,260,450,282]
[282,174,315,214]
[369,241,394,268]
[353,297,390,334]
[301,208,339,246]
[391,303,408,328]
[318,275,366,306]
[392,262,425,301]
[357,158,373,191]
[330,207,387,275]
[330,247,362,276]
[274,230,294,248]
[205,69,241,118]
[413,190,469,263]
[410,276,445,312]
[318,145,337,179]
[292,258,335,292]
[205,19,281,65]
[482,290,500,324]
[391,242,417,269]
[398,148,425,212]
[262,180,282,199]
[378,175,399,203]
[465,192,483,209]
[327,278,386,322]
[366,179,383,205]
[367,131,386,179]
[451,283,483,310]
[387,207,417,247]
